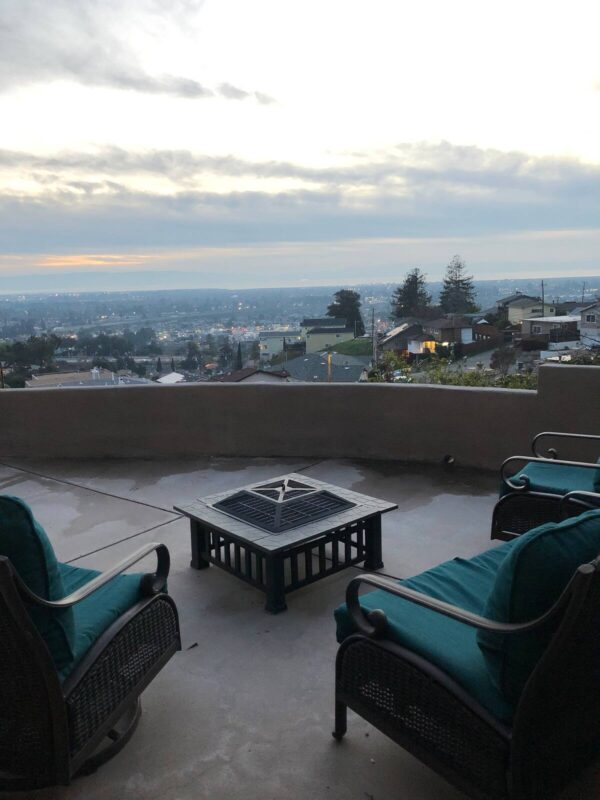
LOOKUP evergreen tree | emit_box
[156,357,163,372]
[439,256,478,314]
[235,342,243,370]
[391,268,431,318]
[181,340,200,370]
[219,338,234,369]
[327,289,365,336]
[171,357,176,372]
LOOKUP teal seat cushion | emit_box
[500,461,600,498]
[58,563,144,681]
[478,509,600,706]
[335,543,515,723]
[0,495,74,671]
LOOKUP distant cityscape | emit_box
[0,269,598,390]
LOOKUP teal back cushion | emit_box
[478,508,600,705]
[0,496,74,670]
[594,458,600,492]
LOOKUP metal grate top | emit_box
[213,485,355,533]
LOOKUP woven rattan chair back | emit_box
[0,558,69,789]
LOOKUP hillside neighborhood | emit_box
[1,264,599,390]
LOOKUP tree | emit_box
[367,352,413,382]
[235,342,243,370]
[391,268,431,318]
[490,346,516,376]
[219,338,234,369]
[171,357,176,372]
[205,334,217,357]
[181,340,200,370]
[439,256,478,314]
[327,290,365,336]
[156,357,163,372]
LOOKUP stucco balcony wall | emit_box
[0,365,597,468]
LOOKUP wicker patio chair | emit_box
[0,496,181,791]
[493,431,600,539]
[491,489,600,540]
[334,508,600,799]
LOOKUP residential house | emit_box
[423,317,474,345]
[258,330,303,362]
[305,326,354,354]
[496,293,556,325]
[521,315,580,342]
[472,322,502,345]
[379,323,429,354]
[300,317,346,338]
[406,333,438,355]
[578,301,600,347]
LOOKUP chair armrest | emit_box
[501,455,600,492]
[560,490,600,517]
[344,569,584,639]
[14,542,170,609]
[532,431,600,459]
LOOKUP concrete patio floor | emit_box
[0,457,597,800]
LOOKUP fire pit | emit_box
[212,477,355,533]
[175,473,397,613]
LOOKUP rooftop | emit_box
[522,315,580,324]
[2,455,595,800]
[210,368,290,382]
[25,368,154,388]
[301,317,347,328]
[282,352,369,382]
[424,317,472,329]
[1,365,599,799]
[306,327,351,335]
[496,293,540,306]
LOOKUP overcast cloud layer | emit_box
[0,0,273,103]
[0,142,599,253]
[0,0,598,288]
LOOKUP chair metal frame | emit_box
[493,431,600,539]
[334,556,600,799]
[0,542,181,790]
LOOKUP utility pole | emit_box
[582,282,586,304]
[371,308,377,366]
[541,280,545,315]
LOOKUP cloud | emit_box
[0,0,273,103]
[0,141,599,254]
[1,139,599,197]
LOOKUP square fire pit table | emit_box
[175,473,397,613]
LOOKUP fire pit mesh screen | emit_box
[213,489,355,533]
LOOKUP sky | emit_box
[0,0,599,291]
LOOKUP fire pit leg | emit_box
[264,554,287,613]
[364,515,384,571]
[190,520,210,569]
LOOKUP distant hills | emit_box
[0,272,597,309]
